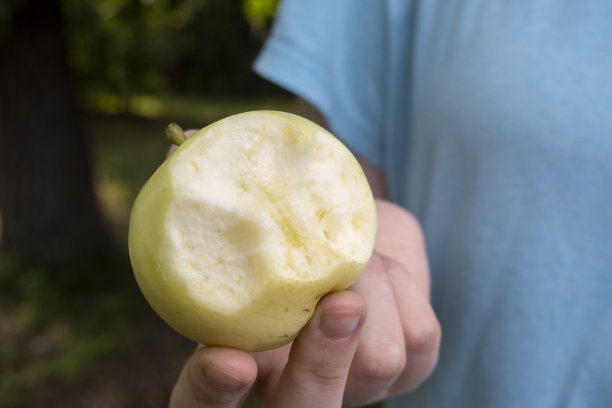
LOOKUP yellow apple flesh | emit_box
[128,111,376,351]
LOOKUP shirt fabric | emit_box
[253,1,612,407]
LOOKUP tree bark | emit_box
[0,0,109,264]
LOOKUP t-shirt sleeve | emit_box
[253,0,388,169]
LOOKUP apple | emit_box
[128,111,376,351]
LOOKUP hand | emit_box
[169,199,441,407]
[170,290,366,408]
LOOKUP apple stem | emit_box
[166,123,186,146]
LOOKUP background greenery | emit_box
[0,1,384,407]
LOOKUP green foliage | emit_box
[0,0,292,402]
[0,249,139,327]
[243,0,278,35]
[61,0,280,96]
[0,251,145,406]
[3,0,280,95]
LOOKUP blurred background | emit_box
[0,0,293,406]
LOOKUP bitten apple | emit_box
[128,111,376,351]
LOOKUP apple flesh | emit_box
[128,111,376,351]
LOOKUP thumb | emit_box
[170,346,257,408]
[266,290,366,407]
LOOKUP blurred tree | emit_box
[0,0,109,263]
[243,0,279,38]
[0,0,280,261]
[161,0,265,95]
[63,0,279,97]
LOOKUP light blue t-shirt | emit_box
[254,1,612,407]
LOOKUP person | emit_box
[170,0,612,407]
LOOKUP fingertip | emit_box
[317,289,367,316]
[319,310,364,341]
[170,346,257,408]
[312,290,367,341]
[270,291,366,406]
[193,347,258,391]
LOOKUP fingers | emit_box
[343,254,406,406]
[373,199,431,295]
[169,346,258,408]
[382,256,441,395]
[342,254,441,405]
[265,290,366,408]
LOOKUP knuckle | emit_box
[191,383,235,408]
[201,396,233,408]
[380,200,424,236]
[405,315,441,353]
[402,210,424,235]
[185,361,244,407]
[191,378,239,407]
[355,344,406,383]
[309,365,349,386]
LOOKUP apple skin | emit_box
[128,111,376,351]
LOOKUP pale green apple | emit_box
[128,111,376,351]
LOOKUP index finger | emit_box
[265,290,366,408]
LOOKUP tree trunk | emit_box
[0,0,109,264]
